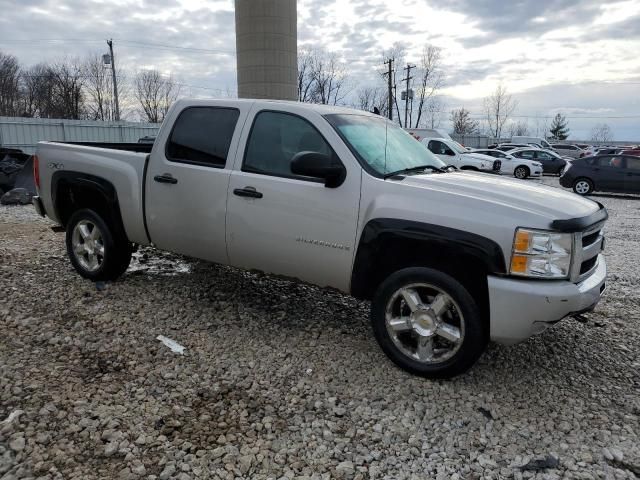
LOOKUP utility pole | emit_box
[106,39,120,121]
[402,63,415,129]
[383,58,394,121]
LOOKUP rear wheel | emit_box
[573,178,593,195]
[371,267,487,378]
[65,209,132,281]
[514,166,529,179]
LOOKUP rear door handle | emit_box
[233,187,263,199]
[154,174,178,184]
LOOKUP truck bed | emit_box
[36,141,150,245]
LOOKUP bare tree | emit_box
[450,107,478,134]
[0,52,22,116]
[135,70,180,123]
[412,45,443,128]
[590,123,613,143]
[508,120,530,137]
[297,49,315,102]
[483,83,517,140]
[310,51,348,105]
[84,54,128,121]
[22,59,87,119]
[19,64,51,117]
[354,86,388,116]
[425,97,444,129]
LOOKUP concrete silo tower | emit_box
[235,0,298,100]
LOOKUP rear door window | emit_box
[624,156,640,170]
[518,150,535,159]
[167,107,240,167]
[536,152,554,160]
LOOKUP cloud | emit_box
[0,0,638,137]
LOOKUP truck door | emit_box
[427,140,458,166]
[226,109,361,292]
[145,104,247,264]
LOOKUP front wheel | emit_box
[514,166,529,179]
[371,267,487,378]
[65,209,132,281]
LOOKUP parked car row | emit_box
[485,144,569,176]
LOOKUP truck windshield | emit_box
[449,141,469,154]
[325,114,445,176]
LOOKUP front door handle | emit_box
[233,187,263,199]
[154,174,178,184]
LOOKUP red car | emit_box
[621,146,640,157]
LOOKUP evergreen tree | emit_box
[549,113,569,140]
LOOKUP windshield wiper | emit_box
[383,165,444,179]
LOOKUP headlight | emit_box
[510,228,573,279]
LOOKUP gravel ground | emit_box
[1,178,639,480]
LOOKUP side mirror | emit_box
[291,151,346,188]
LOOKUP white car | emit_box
[472,149,543,179]
[422,138,502,174]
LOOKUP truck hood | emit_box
[400,171,598,220]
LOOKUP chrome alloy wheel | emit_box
[575,180,591,194]
[384,283,465,364]
[71,220,105,272]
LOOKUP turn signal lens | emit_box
[514,230,530,252]
[511,255,528,274]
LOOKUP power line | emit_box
[115,39,235,55]
[0,38,235,55]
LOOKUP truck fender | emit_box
[350,218,506,300]
[51,171,126,238]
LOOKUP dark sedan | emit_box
[559,155,640,195]
[508,148,567,174]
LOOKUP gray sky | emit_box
[1,0,639,139]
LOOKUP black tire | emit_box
[572,178,594,195]
[65,209,132,281]
[514,166,529,179]
[371,267,487,379]
[460,166,479,171]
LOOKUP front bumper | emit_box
[488,254,606,345]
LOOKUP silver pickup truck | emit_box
[32,99,607,378]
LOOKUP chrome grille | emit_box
[571,222,605,283]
